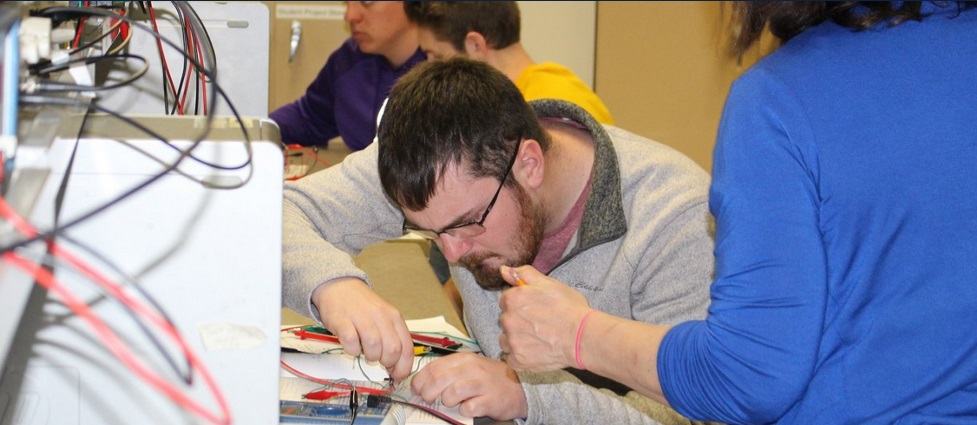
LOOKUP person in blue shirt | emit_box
[497,2,977,424]
[269,1,425,151]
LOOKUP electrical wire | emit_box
[147,2,182,114]
[183,3,216,75]
[180,2,215,115]
[66,8,125,56]
[0,198,231,425]
[281,345,470,424]
[105,7,131,55]
[279,359,394,395]
[390,399,467,425]
[41,102,194,384]
[2,252,231,425]
[4,5,264,424]
[29,4,257,177]
[20,94,250,179]
[176,8,193,114]
[72,15,87,48]
[194,24,206,115]
[54,221,195,384]
[148,2,215,116]
[29,53,149,92]
[284,145,334,181]
[32,5,241,146]
[4,94,252,257]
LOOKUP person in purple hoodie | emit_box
[269,1,425,151]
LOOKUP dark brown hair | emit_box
[377,57,548,211]
[728,1,976,56]
[404,1,520,52]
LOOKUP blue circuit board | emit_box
[280,394,392,424]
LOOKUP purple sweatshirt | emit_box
[269,38,425,150]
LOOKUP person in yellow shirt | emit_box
[405,1,614,125]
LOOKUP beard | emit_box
[458,184,546,291]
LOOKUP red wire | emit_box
[71,1,91,49]
[112,9,129,41]
[179,14,195,115]
[148,3,184,114]
[0,198,231,425]
[72,16,88,49]
[280,351,465,424]
[4,253,231,425]
[284,147,333,181]
[281,359,464,425]
[279,360,393,396]
[306,148,334,169]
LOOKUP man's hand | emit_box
[311,277,414,381]
[498,265,592,371]
[410,352,528,420]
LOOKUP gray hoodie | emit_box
[282,99,716,425]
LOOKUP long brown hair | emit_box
[727,2,975,57]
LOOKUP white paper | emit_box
[279,317,476,425]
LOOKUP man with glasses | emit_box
[404,1,616,285]
[282,57,715,424]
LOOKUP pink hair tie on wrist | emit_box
[574,309,598,370]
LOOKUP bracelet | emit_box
[574,309,598,370]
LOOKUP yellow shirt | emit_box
[514,62,614,125]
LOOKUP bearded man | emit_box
[282,57,715,425]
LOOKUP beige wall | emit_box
[595,2,771,173]
[265,2,776,173]
[265,1,598,112]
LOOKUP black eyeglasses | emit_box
[403,142,521,240]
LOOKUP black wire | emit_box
[40,102,194,384]
[181,2,217,118]
[31,52,141,75]
[348,387,359,425]
[32,6,215,135]
[17,5,255,248]
[182,3,216,82]
[148,3,171,115]
[57,233,195,385]
[69,19,117,54]
[24,95,250,185]
[35,4,254,171]
[85,103,252,172]
[168,3,189,115]
[30,53,148,92]
[192,36,200,116]
[72,15,85,48]
[4,100,203,259]
[7,0,255,388]
[193,57,200,116]
[173,3,200,115]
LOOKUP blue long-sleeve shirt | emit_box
[269,38,425,150]
[660,5,977,424]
